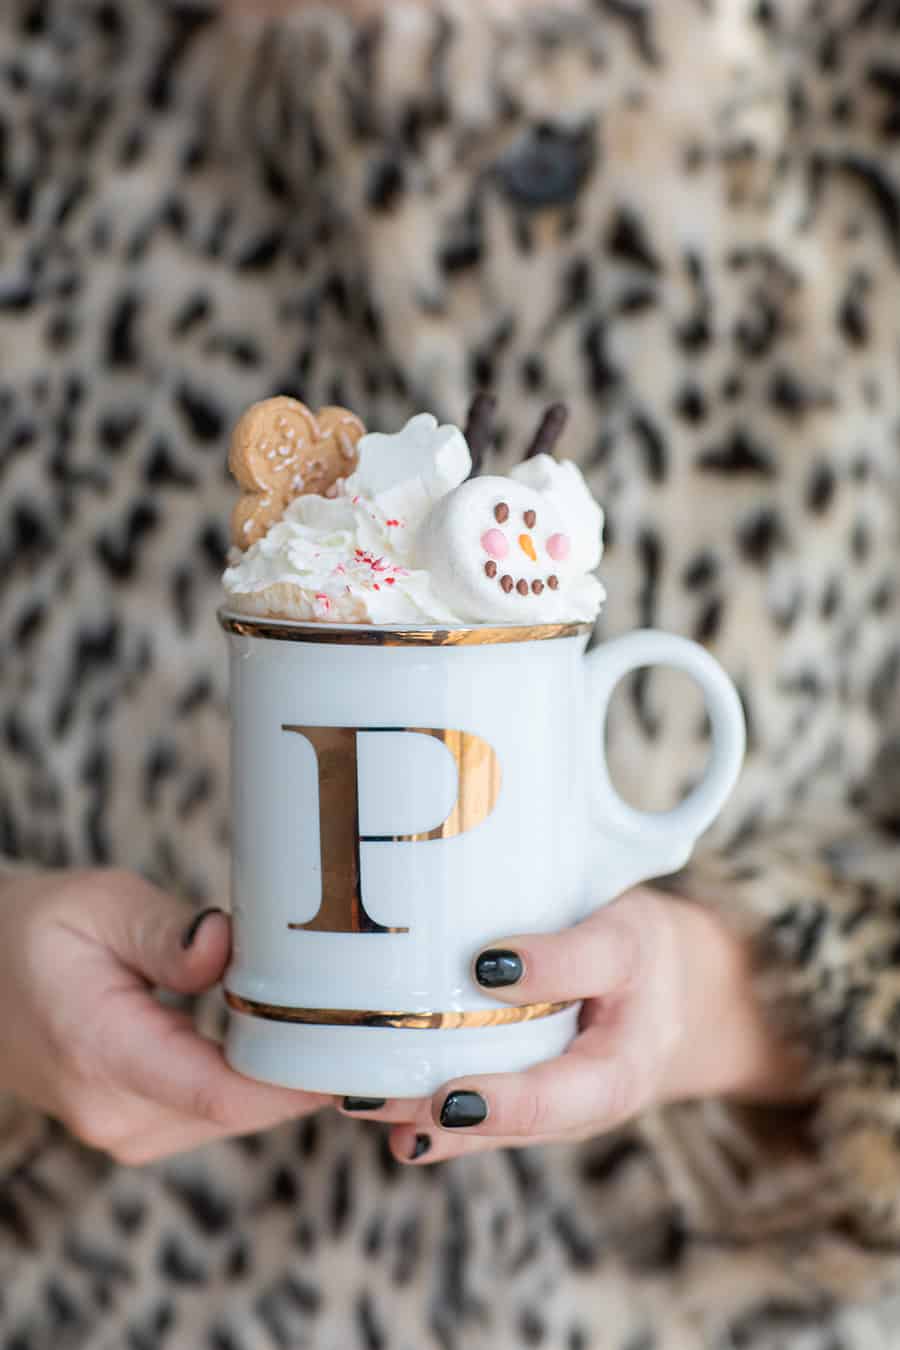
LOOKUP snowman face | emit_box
[423,476,576,622]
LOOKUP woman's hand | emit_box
[0,869,327,1164]
[338,888,808,1164]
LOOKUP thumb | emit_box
[469,890,657,1006]
[69,869,231,994]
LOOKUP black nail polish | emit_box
[475,948,523,988]
[410,1133,431,1159]
[439,1090,488,1128]
[342,1097,387,1112]
[181,907,224,949]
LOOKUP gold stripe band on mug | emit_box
[225,991,576,1029]
[218,610,592,647]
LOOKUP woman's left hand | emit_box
[337,887,807,1164]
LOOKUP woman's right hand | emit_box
[0,869,328,1164]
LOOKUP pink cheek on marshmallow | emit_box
[546,533,571,562]
[481,528,510,560]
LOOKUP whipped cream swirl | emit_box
[223,412,605,626]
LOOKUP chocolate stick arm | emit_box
[463,392,497,477]
[523,402,569,460]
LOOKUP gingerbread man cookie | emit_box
[228,396,366,547]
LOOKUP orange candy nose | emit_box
[518,533,537,562]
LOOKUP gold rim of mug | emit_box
[225,990,577,1029]
[218,609,593,646]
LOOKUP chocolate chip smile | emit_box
[493,572,558,595]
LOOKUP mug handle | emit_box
[584,629,746,898]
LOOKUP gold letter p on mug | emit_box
[281,726,501,935]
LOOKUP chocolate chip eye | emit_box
[494,502,509,524]
[523,509,536,528]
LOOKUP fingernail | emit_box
[409,1133,431,1160]
[181,907,224,949]
[342,1097,387,1112]
[474,948,523,988]
[439,1090,488,1129]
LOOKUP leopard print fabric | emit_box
[1,1,900,1346]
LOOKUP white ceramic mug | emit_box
[220,613,745,1097]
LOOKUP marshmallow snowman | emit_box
[421,466,601,622]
